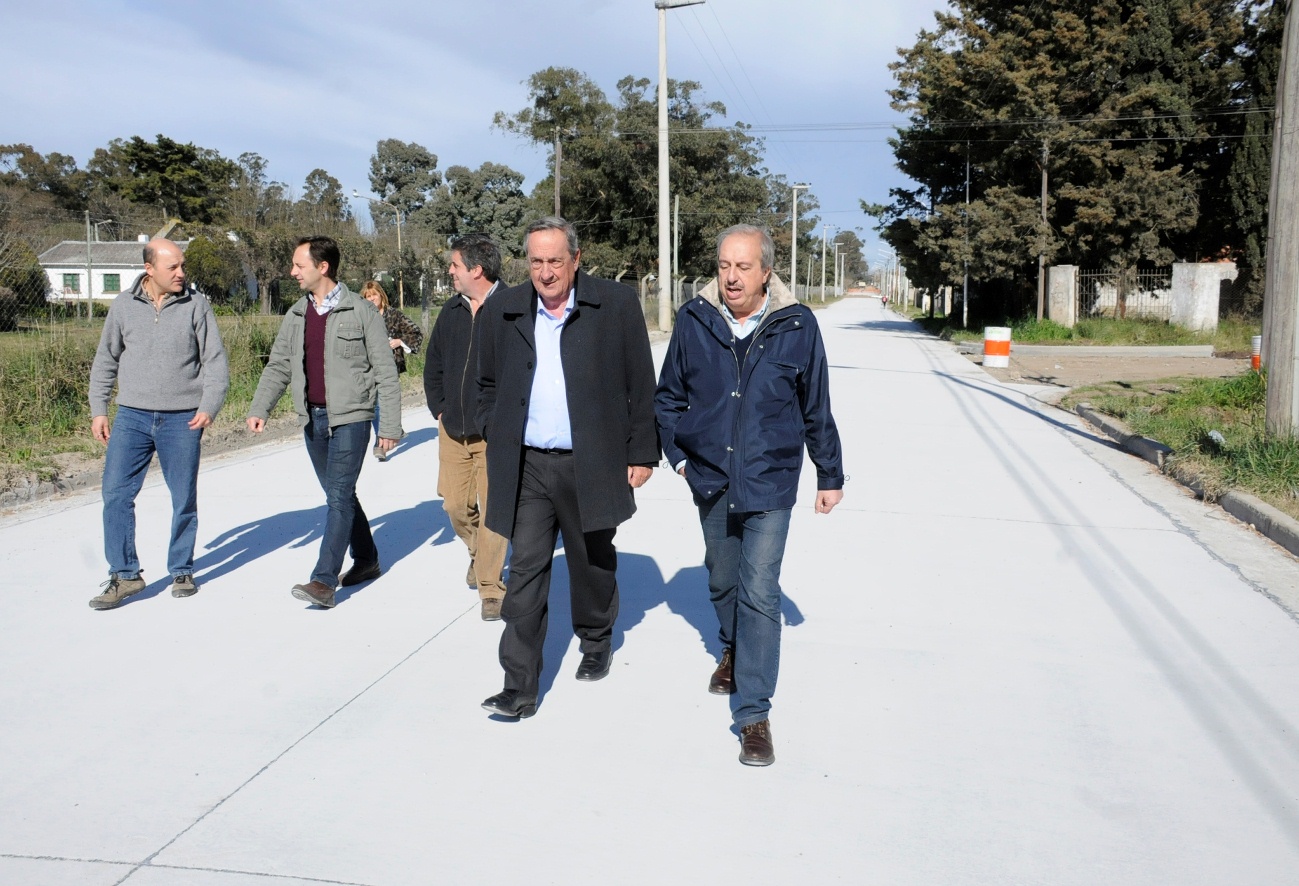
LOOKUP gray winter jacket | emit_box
[247,284,403,440]
[88,273,229,418]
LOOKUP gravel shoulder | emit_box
[967,348,1251,392]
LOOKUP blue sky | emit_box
[1,0,946,265]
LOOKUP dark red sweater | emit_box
[304,305,328,406]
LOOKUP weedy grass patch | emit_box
[0,310,431,476]
[1062,371,1299,521]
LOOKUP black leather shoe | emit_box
[339,560,382,587]
[575,649,612,682]
[481,690,537,719]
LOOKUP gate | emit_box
[1077,267,1173,320]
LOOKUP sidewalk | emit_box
[2,297,1297,885]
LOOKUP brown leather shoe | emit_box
[709,647,735,695]
[291,580,336,608]
[739,720,775,766]
[480,597,502,621]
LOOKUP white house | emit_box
[37,238,191,303]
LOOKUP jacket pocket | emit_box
[337,321,365,359]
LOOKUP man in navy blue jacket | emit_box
[656,224,844,766]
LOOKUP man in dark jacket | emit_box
[476,216,659,719]
[424,233,508,620]
[656,224,844,766]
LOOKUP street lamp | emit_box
[353,189,405,309]
[91,219,114,242]
[790,183,809,297]
[656,0,705,332]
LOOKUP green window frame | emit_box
[103,274,121,294]
[62,273,80,293]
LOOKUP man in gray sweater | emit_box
[88,238,229,610]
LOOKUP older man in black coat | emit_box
[476,216,659,719]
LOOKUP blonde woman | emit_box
[361,281,423,460]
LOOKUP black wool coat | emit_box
[476,270,660,536]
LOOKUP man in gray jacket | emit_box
[247,235,402,609]
[88,238,229,610]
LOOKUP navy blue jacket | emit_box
[655,274,843,512]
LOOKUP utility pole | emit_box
[84,210,92,320]
[656,0,705,332]
[673,193,680,310]
[1264,0,1299,434]
[820,225,830,302]
[553,129,562,216]
[1037,138,1049,321]
[964,141,970,329]
[790,183,810,297]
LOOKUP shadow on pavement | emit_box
[195,505,326,585]
[530,550,805,703]
[336,499,456,604]
[380,425,438,462]
[935,371,1114,447]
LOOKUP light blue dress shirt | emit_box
[524,289,576,449]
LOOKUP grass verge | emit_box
[0,310,432,479]
[1059,370,1299,522]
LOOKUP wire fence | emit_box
[1076,264,1265,323]
[1077,267,1174,321]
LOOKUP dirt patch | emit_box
[968,351,1251,392]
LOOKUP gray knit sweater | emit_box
[88,274,230,418]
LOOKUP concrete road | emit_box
[2,297,1297,885]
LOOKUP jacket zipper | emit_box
[458,303,478,434]
[726,310,783,509]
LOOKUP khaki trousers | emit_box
[437,420,507,600]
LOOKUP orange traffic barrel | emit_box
[983,327,1011,368]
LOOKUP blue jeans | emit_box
[697,489,792,728]
[102,406,203,579]
[303,407,377,587]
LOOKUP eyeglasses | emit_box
[528,257,570,270]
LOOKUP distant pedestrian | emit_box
[360,280,422,461]
[88,238,229,609]
[246,236,403,609]
[656,224,844,766]
[423,233,508,620]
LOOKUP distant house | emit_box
[37,235,191,303]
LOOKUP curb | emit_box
[1073,404,1299,560]
[956,341,1216,358]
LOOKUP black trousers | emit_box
[499,447,619,696]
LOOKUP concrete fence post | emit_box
[1047,265,1077,328]
[1171,262,1235,333]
